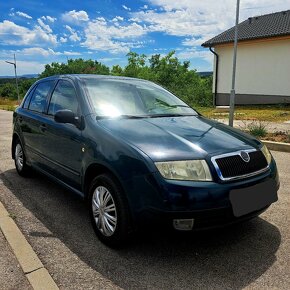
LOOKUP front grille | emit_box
[213,150,268,180]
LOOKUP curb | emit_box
[261,140,290,153]
[0,199,59,290]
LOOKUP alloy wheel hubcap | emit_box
[15,144,24,171]
[92,186,117,237]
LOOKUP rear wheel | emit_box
[88,174,132,247]
[14,140,31,176]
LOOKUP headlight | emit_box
[261,145,272,164]
[155,160,212,181]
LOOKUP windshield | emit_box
[82,78,197,118]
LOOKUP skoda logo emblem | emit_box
[240,151,250,162]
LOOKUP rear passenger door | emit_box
[19,80,55,167]
[42,79,84,190]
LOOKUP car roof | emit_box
[38,74,152,83]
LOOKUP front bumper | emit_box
[126,160,279,230]
[138,204,270,231]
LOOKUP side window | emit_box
[23,86,36,109]
[28,81,53,113]
[48,80,79,116]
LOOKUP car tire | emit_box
[14,139,31,177]
[88,174,133,247]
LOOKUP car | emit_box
[12,74,279,246]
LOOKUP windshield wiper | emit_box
[119,115,149,119]
[96,114,148,120]
[147,113,196,118]
[96,113,196,120]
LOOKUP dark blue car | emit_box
[12,74,279,246]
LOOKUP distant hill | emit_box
[197,71,213,77]
[0,74,38,79]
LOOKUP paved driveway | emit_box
[0,109,289,289]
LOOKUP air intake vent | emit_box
[212,150,268,181]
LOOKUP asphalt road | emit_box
[0,109,289,289]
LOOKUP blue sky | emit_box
[1,0,289,76]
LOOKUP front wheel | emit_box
[14,140,31,177]
[88,174,133,247]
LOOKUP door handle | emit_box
[39,124,47,132]
[19,116,23,123]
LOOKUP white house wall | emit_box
[214,38,290,102]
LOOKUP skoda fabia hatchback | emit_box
[12,75,279,246]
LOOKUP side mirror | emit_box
[54,110,77,125]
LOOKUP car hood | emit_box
[98,116,261,161]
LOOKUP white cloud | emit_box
[122,5,131,11]
[41,16,57,22]
[98,57,122,62]
[1,48,82,59]
[177,48,213,63]
[112,16,124,22]
[60,36,67,43]
[22,47,59,56]
[37,18,52,33]
[9,8,15,17]
[62,10,89,23]
[63,51,81,56]
[69,34,81,42]
[96,17,106,22]
[0,20,57,46]
[0,59,46,75]
[133,0,290,43]
[182,35,215,47]
[153,48,168,51]
[132,5,228,38]
[65,25,81,42]
[2,48,60,57]
[173,48,214,71]
[82,18,147,53]
[16,11,32,19]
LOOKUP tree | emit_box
[111,65,123,76]
[0,83,17,98]
[35,52,213,107]
[123,52,147,77]
[39,59,110,78]
[114,51,212,107]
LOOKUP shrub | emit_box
[247,121,268,138]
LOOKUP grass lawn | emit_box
[196,105,290,122]
[0,98,19,111]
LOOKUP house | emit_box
[202,10,290,106]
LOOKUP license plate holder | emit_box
[230,179,278,217]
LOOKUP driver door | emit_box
[41,79,84,190]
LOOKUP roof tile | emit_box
[202,10,290,47]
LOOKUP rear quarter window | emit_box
[28,81,54,113]
[22,86,36,109]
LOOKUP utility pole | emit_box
[229,0,240,127]
[5,54,20,105]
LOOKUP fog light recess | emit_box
[173,219,194,231]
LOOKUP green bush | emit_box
[0,83,17,99]
[0,78,36,100]
[247,121,268,138]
